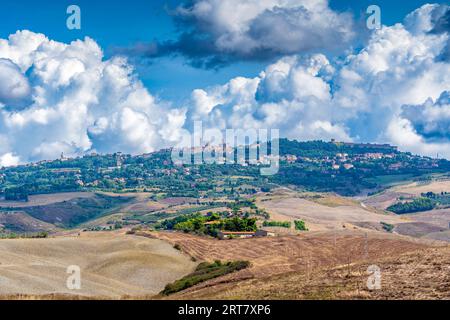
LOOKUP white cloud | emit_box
[188,54,351,142]
[0,153,20,167]
[0,59,31,107]
[167,0,355,64]
[386,116,450,158]
[0,31,186,164]
[185,4,450,158]
[402,91,450,141]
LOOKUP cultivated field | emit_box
[257,195,405,232]
[0,231,196,299]
[0,188,448,300]
[362,180,450,240]
[0,192,95,208]
[179,246,450,300]
[138,228,440,299]
[392,180,450,196]
[0,211,57,233]
[364,180,450,210]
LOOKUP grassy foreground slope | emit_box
[0,231,195,298]
[170,246,450,300]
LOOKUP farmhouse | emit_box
[217,230,275,240]
[218,231,255,240]
[255,229,276,237]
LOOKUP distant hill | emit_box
[0,139,449,199]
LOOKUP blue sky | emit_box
[0,0,262,101]
[0,0,447,101]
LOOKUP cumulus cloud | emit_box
[0,59,31,108]
[405,3,450,61]
[125,0,355,68]
[0,30,186,165]
[188,54,351,142]
[402,91,450,141]
[184,3,450,158]
[0,153,20,167]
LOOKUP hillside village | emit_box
[1,139,448,202]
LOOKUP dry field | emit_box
[178,246,450,300]
[0,231,195,299]
[257,196,405,232]
[362,180,450,240]
[392,180,450,196]
[0,211,57,233]
[138,229,439,299]
[0,192,95,208]
[364,180,450,211]
[363,191,411,210]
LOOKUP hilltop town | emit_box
[1,139,447,202]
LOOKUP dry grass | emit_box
[393,180,450,196]
[309,195,360,208]
[0,231,196,298]
[0,192,95,208]
[138,229,435,299]
[258,196,404,232]
[172,246,450,300]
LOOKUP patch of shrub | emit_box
[387,197,435,214]
[380,221,394,233]
[294,220,308,231]
[263,221,291,228]
[161,260,250,295]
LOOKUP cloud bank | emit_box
[0,4,450,166]
[187,3,450,157]
[0,30,186,166]
[126,0,355,68]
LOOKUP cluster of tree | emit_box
[4,186,29,201]
[387,197,435,214]
[381,222,394,233]
[277,139,399,158]
[0,231,48,239]
[263,221,291,228]
[175,216,257,236]
[421,191,450,207]
[155,213,202,230]
[294,220,308,231]
[227,198,257,213]
[421,191,446,198]
[156,212,257,238]
[162,260,250,295]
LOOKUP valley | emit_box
[0,140,449,300]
